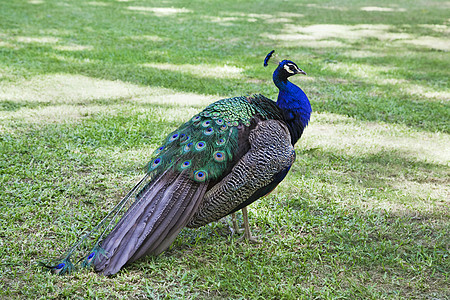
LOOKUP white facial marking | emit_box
[284,64,295,74]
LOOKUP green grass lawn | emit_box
[1,0,449,298]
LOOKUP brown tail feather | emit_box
[94,170,207,275]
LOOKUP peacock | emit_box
[42,50,312,276]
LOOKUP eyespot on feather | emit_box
[213,151,226,162]
[86,252,95,263]
[168,133,179,142]
[150,157,162,170]
[154,146,165,154]
[193,170,208,182]
[195,141,206,151]
[201,120,211,127]
[216,138,226,146]
[184,142,193,152]
[180,134,190,143]
[203,127,214,136]
[180,160,191,169]
[53,263,65,274]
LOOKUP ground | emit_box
[0,0,448,299]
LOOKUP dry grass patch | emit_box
[304,112,449,165]
[127,6,192,16]
[142,63,244,80]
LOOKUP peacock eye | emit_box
[203,127,214,136]
[169,133,179,142]
[86,252,96,263]
[56,263,65,269]
[194,170,208,182]
[155,145,165,155]
[213,151,226,162]
[184,142,193,152]
[180,160,191,169]
[150,157,162,170]
[195,141,206,151]
[216,138,226,146]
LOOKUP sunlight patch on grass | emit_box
[142,63,244,79]
[88,1,109,6]
[28,0,44,4]
[323,61,394,80]
[0,74,214,125]
[133,91,214,107]
[344,50,386,58]
[53,44,94,51]
[0,74,214,105]
[419,24,450,34]
[390,180,449,207]
[299,113,449,214]
[221,12,302,24]
[262,24,415,48]
[265,23,449,52]
[207,16,243,26]
[0,104,116,125]
[305,3,348,11]
[323,61,449,101]
[0,41,19,49]
[15,36,59,44]
[402,36,450,51]
[303,112,450,165]
[360,6,406,12]
[398,83,450,102]
[127,6,192,16]
[126,35,168,42]
[0,74,144,104]
[282,24,411,41]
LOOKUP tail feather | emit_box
[94,170,208,275]
[40,174,150,275]
[130,179,207,261]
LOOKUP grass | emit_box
[0,0,449,298]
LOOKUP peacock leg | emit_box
[238,207,261,244]
[231,212,242,234]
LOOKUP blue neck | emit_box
[273,70,312,144]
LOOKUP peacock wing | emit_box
[187,119,296,228]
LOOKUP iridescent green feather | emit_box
[146,95,283,182]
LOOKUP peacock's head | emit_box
[277,60,307,79]
[264,50,306,81]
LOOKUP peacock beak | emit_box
[295,67,307,75]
